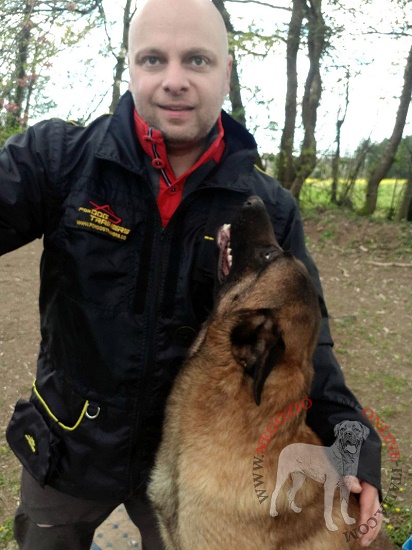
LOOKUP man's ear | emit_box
[230,309,284,406]
[225,54,233,94]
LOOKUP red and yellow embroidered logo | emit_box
[76,201,131,241]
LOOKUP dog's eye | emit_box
[261,247,281,262]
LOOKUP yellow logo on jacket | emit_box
[25,434,37,454]
[76,201,131,241]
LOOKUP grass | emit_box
[300,189,411,548]
[0,445,20,548]
[0,518,14,546]
[382,498,412,547]
[366,372,408,395]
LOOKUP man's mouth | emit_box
[160,105,194,111]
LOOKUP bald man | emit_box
[1,0,382,548]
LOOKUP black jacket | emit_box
[1,91,381,500]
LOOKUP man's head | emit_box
[128,0,232,155]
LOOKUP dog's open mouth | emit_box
[343,434,359,454]
[217,224,232,283]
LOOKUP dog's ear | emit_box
[361,424,370,441]
[334,421,346,437]
[230,309,285,406]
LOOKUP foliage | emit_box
[391,136,412,178]
[382,498,412,548]
[0,0,102,133]
[0,517,14,544]
[299,178,407,220]
[0,124,23,147]
[310,136,412,182]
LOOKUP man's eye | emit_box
[191,56,207,67]
[143,56,160,66]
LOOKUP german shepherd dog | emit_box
[148,197,392,549]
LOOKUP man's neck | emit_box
[166,142,206,179]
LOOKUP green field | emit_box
[299,179,407,219]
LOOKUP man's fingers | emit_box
[347,475,362,493]
[357,481,383,547]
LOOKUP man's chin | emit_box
[163,131,208,152]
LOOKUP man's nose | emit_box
[162,61,189,93]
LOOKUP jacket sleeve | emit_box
[0,125,49,255]
[278,191,382,493]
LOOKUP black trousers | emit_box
[14,468,165,550]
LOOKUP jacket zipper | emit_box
[128,192,166,492]
[127,187,246,492]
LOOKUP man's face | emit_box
[128,2,232,152]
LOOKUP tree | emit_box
[289,0,327,199]
[213,0,247,127]
[331,68,349,204]
[276,0,304,187]
[397,138,412,221]
[388,135,412,179]
[213,1,285,130]
[105,0,134,113]
[363,45,412,215]
[0,0,102,134]
[337,138,371,208]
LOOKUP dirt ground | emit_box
[0,208,411,546]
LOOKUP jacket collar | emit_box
[133,109,225,185]
[95,91,258,182]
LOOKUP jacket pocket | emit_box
[6,399,60,487]
[55,187,147,309]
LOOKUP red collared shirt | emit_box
[134,110,225,227]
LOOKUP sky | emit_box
[40,0,412,156]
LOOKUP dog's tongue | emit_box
[217,224,232,282]
[345,444,357,454]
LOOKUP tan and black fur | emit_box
[148,197,391,549]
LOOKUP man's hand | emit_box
[350,478,383,547]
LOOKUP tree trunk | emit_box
[10,0,32,128]
[338,138,370,207]
[331,69,349,203]
[212,0,247,127]
[277,0,305,187]
[364,45,412,215]
[109,0,132,113]
[397,164,412,221]
[331,119,343,203]
[290,0,325,199]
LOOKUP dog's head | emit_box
[334,420,370,456]
[212,196,321,406]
